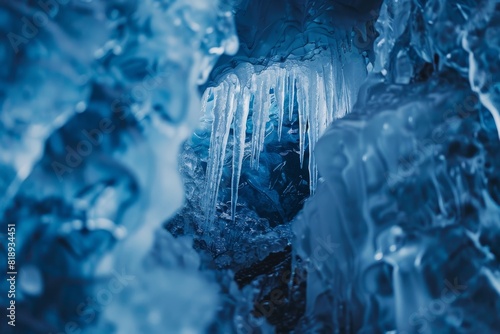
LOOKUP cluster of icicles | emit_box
[201,51,367,223]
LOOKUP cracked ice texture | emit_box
[293,0,500,333]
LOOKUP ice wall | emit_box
[293,0,500,333]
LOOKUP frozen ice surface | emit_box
[293,0,500,333]
[294,73,500,333]
[2,0,500,333]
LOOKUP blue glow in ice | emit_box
[1,0,500,333]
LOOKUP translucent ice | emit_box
[3,0,500,333]
[201,46,367,223]
[293,0,500,332]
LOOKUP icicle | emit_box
[306,71,318,193]
[258,73,271,157]
[250,73,262,168]
[231,86,251,221]
[275,67,286,141]
[203,75,239,224]
[250,72,270,168]
[307,72,328,195]
[319,76,328,129]
[296,72,309,168]
[288,68,296,121]
[322,62,335,126]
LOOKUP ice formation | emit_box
[2,0,500,333]
[1,0,238,333]
[293,0,500,333]
[202,46,367,223]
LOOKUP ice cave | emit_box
[1,0,500,333]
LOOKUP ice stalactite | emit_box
[322,62,335,126]
[250,72,271,168]
[202,75,239,224]
[288,69,297,122]
[296,74,309,170]
[231,86,251,221]
[307,72,329,195]
[202,49,367,223]
[275,67,287,141]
